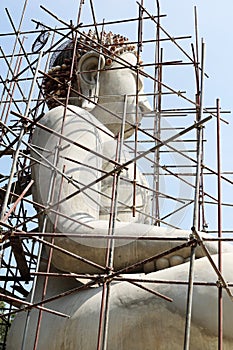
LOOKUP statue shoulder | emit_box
[36,105,112,140]
[38,105,93,128]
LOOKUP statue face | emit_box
[44,39,151,137]
[91,52,152,138]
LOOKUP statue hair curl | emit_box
[43,30,137,109]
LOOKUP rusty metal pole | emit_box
[183,40,205,350]
[152,0,161,225]
[21,31,73,344]
[33,183,69,345]
[0,0,29,105]
[0,51,42,240]
[132,0,144,217]
[21,132,59,350]
[0,40,24,124]
[216,98,223,350]
[97,95,127,350]
[76,0,85,26]
[32,150,63,350]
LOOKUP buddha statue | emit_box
[7,30,233,350]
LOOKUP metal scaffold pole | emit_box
[0,1,232,349]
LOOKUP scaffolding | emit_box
[0,0,233,349]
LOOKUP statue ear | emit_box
[77,51,105,110]
[78,51,105,85]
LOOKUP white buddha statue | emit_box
[7,30,233,350]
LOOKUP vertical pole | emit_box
[31,23,81,345]
[18,52,44,350]
[0,39,24,124]
[96,95,128,350]
[0,0,29,105]
[133,0,143,217]
[32,150,63,350]
[183,241,196,350]
[152,0,161,225]
[0,51,42,236]
[216,98,223,350]
[183,40,205,350]
[76,0,85,26]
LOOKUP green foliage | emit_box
[0,301,7,345]
[0,301,15,347]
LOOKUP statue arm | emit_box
[30,105,232,273]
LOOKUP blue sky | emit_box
[1,1,232,118]
[0,0,233,232]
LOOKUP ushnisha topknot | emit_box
[42,30,138,109]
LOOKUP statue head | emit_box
[43,30,151,137]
